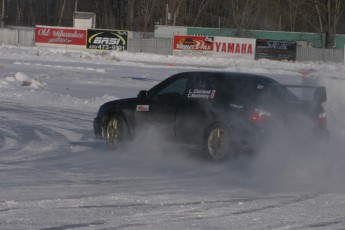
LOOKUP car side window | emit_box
[151,77,189,101]
[229,78,258,103]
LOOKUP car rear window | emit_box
[218,76,299,105]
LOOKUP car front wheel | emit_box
[106,115,126,149]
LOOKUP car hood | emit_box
[97,97,139,117]
[100,97,138,108]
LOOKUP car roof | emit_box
[176,71,279,84]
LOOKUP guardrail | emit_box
[0,27,344,64]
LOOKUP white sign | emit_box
[213,37,256,60]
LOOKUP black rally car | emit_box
[93,71,328,160]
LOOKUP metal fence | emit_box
[296,47,344,63]
[128,38,172,55]
[0,27,344,63]
[0,27,35,46]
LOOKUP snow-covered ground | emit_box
[1,45,345,229]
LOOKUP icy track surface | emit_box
[1,45,345,229]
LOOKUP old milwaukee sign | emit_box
[35,26,87,46]
[213,37,256,60]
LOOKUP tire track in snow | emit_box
[0,102,95,164]
[13,61,106,73]
[231,194,319,216]
[40,220,106,230]
[304,218,345,228]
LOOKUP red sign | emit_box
[35,26,86,46]
[173,36,214,52]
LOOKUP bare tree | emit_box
[1,0,5,27]
[165,0,185,26]
[302,0,345,48]
[191,0,209,27]
[277,0,305,31]
[126,0,135,30]
[178,0,209,27]
[3,0,345,35]
[223,0,261,36]
[136,0,158,36]
[94,0,112,29]
[326,0,345,48]
[15,0,23,24]
[58,0,66,26]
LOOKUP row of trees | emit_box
[2,0,345,48]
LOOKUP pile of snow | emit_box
[9,72,46,88]
[1,45,345,78]
[1,72,45,90]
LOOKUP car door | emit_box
[175,73,219,145]
[134,75,191,140]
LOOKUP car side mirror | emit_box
[314,86,327,103]
[137,90,148,99]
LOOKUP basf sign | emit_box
[87,29,128,51]
[213,37,256,60]
[35,26,86,48]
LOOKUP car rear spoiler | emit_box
[266,84,327,103]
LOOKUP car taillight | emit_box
[318,112,327,126]
[251,108,271,122]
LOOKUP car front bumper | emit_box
[93,117,104,139]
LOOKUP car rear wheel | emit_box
[106,115,126,149]
[206,125,232,161]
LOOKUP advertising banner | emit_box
[173,35,214,55]
[87,29,128,51]
[35,26,86,46]
[213,37,256,59]
[256,39,296,61]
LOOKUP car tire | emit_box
[105,115,127,149]
[205,124,234,161]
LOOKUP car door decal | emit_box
[136,105,150,111]
[187,89,216,99]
